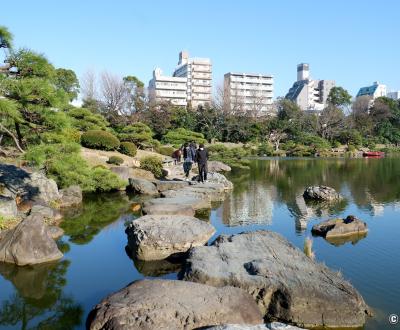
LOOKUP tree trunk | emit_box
[0,123,25,153]
[15,122,23,147]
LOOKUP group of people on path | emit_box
[172,142,208,183]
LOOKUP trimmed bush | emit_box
[107,156,124,165]
[208,144,250,170]
[81,130,120,151]
[140,156,164,178]
[162,128,206,145]
[90,167,126,192]
[67,107,109,131]
[118,123,155,149]
[157,145,175,157]
[119,142,137,157]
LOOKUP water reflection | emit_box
[0,261,82,329]
[133,259,182,277]
[324,232,368,247]
[225,157,400,231]
[60,192,131,245]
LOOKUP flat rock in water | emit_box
[142,202,195,216]
[143,196,211,211]
[303,185,342,201]
[154,180,190,192]
[181,230,370,329]
[161,183,226,202]
[86,279,263,330]
[0,213,63,266]
[205,323,306,330]
[128,178,159,196]
[312,215,368,238]
[125,214,215,260]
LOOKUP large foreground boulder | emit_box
[303,185,342,202]
[125,214,215,260]
[0,196,17,218]
[205,323,305,330]
[312,215,368,238]
[143,196,211,212]
[86,279,263,330]
[181,230,370,329]
[0,213,63,265]
[128,178,159,196]
[208,161,232,172]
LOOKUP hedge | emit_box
[81,130,120,151]
[119,142,137,157]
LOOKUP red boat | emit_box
[362,151,385,158]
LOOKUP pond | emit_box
[0,157,399,330]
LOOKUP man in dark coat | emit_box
[195,143,209,183]
[182,142,196,180]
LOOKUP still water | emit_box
[0,158,399,329]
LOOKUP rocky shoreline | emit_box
[0,163,372,329]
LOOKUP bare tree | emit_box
[99,71,129,124]
[249,87,267,117]
[269,130,287,151]
[351,95,373,133]
[81,70,97,101]
[317,105,345,140]
[213,81,231,114]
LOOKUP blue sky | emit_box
[1,0,399,98]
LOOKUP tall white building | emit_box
[224,72,274,115]
[148,68,187,106]
[173,51,212,108]
[356,81,387,99]
[387,91,400,100]
[286,63,335,112]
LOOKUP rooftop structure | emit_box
[356,81,387,99]
[286,63,335,112]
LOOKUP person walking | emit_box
[195,143,209,183]
[182,142,195,180]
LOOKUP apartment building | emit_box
[356,81,387,99]
[148,68,187,107]
[286,63,335,112]
[224,72,274,115]
[173,51,212,108]
[387,91,400,100]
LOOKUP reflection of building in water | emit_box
[366,191,384,216]
[288,193,330,233]
[222,183,276,226]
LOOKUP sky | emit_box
[1,0,399,98]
